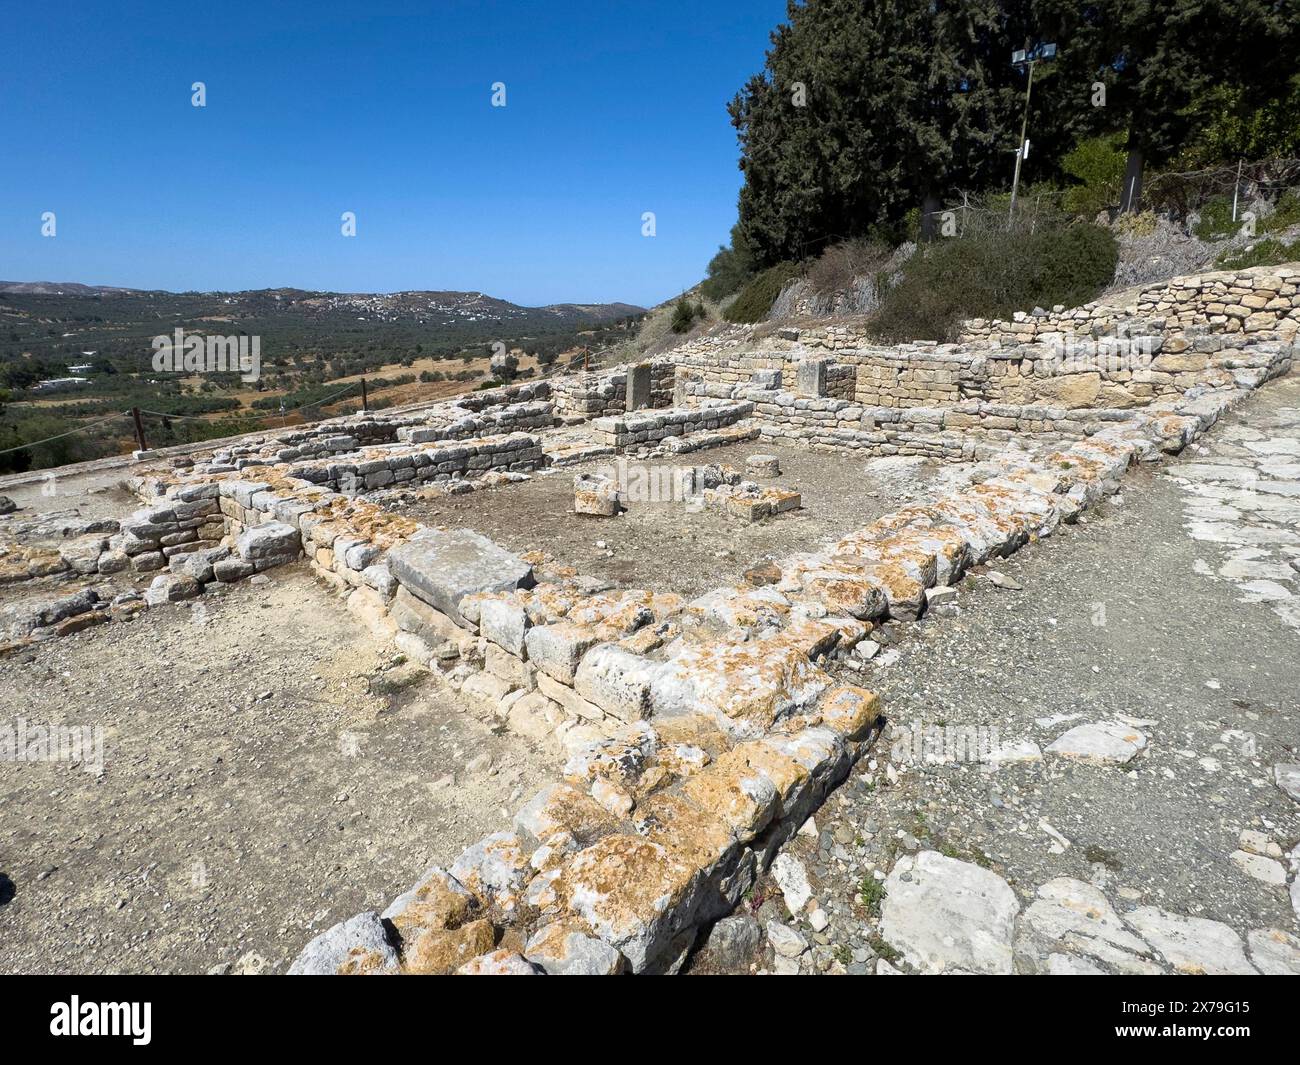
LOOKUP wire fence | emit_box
[0,377,371,467]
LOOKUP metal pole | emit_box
[130,407,148,451]
[1009,61,1035,221]
[360,377,368,412]
[1232,159,1243,222]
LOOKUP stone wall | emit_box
[589,400,754,450]
[551,363,674,419]
[660,262,1300,418]
[677,343,1291,458]
[962,263,1300,344]
[285,432,546,492]
[280,354,1267,976]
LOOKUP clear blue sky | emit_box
[0,0,788,307]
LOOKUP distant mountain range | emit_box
[0,282,644,325]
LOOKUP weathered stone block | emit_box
[479,597,530,657]
[525,621,602,684]
[574,645,655,722]
[235,521,301,565]
[388,528,533,625]
[287,912,400,975]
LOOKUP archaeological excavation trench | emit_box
[2,264,1298,974]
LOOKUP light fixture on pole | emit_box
[1009,42,1056,220]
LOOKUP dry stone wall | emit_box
[663,263,1300,417]
[962,264,1300,343]
[551,363,674,419]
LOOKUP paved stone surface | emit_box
[1169,389,1300,633]
[881,851,1019,974]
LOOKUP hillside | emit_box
[0,284,644,471]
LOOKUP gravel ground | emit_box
[390,439,973,600]
[694,372,1300,975]
[0,569,555,974]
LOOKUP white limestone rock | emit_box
[882,851,1020,974]
[1274,763,1300,803]
[1246,928,1300,975]
[771,853,813,917]
[524,921,625,975]
[1019,877,1161,974]
[1124,906,1257,975]
[765,920,808,959]
[287,912,399,975]
[1231,848,1288,885]
[1046,721,1147,765]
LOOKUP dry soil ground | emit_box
[392,438,975,600]
[0,569,554,974]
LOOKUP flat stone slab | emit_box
[882,850,1019,974]
[387,528,533,624]
[1124,906,1257,975]
[1274,763,1300,803]
[1247,928,1300,975]
[1045,720,1147,764]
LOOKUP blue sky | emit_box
[0,1,788,307]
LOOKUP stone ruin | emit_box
[2,262,1299,974]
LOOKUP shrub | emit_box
[1215,238,1295,270]
[670,298,704,334]
[1193,196,1240,240]
[870,221,1118,342]
[1113,210,1158,238]
[806,239,890,299]
[723,262,804,323]
[1261,189,1300,234]
[1061,133,1128,218]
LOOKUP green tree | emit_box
[729,0,1038,266]
[1061,132,1128,217]
[1178,75,1300,166]
[1033,0,1297,210]
[701,223,758,300]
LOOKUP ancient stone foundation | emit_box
[2,262,1297,975]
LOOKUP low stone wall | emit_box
[677,340,1291,458]
[284,432,547,491]
[962,263,1300,344]
[661,263,1300,416]
[280,360,1265,976]
[210,392,554,472]
[551,363,675,419]
[589,400,754,449]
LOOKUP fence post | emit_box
[360,377,368,412]
[130,407,148,451]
